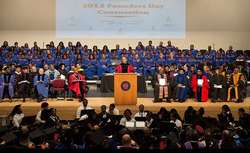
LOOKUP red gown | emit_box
[68,73,86,97]
[115,64,134,73]
[191,75,209,102]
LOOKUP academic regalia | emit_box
[115,63,134,73]
[68,72,86,99]
[0,73,15,100]
[210,73,227,101]
[16,71,32,101]
[227,73,245,102]
[191,74,209,102]
[33,74,49,99]
[154,73,170,101]
[175,74,189,101]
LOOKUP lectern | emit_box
[114,73,137,105]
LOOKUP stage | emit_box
[0,98,249,120]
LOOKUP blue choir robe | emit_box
[23,47,30,53]
[18,57,29,66]
[60,58,71,71]
[166,58,176,65]
[187,57,198,66]
[0,74,15,99]
[226,51,236,63]
[97,58,112,78]
[31,57,43,68]
[143,58,155,77]
[1,47,10,56]
[84,59,98,79]
[156,57,166,67]
[166,46,176,52]
[179,57,187,66]
[215,53,225,66]
[191,49,198,56]
[44,57,55,65]
[196,54,204,63]
[130,58,143,74]
[175,74,189,100]
[204,54,215,65]
[82,50,89,59]
[146,45,155,51]
[33,74,49,98]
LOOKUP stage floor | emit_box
[0,98,249,120]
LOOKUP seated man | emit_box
[227,67,246,102]
[68,68,86,101]
[134,104,147,118]
[210,67,227,102]
[16,66,32,102]
[115,56,134,73]
[106,103,120,115]
[153,66,170,102]
[0,66,15,102]
[34,68,49,102]
[76,98,93,119]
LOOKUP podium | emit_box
[114,73,137,105]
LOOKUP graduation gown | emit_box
[115,64,134,73]
[153,73,169,100]
[16,73,32,98]
[175,74,189,100]
[192,75,209,102]
[210,74,227,101]
[227,73,245,101]
[0,74,15,99]
[68,73,86,97]
[33,74,49,98]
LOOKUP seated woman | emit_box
[115,56,134,73]
[119,109,135,127]
[8,104,24,129]
[153,66,170,102]
[68,68,86,101]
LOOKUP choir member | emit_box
[97,54,112,78]
[16,66,32,102]
[227,68,246,102]
[68,68,86,101]
[143,54,155,79]
[191,69,209,102]
[115,56,134,73]
[210,67,227,102]
[175,68,189,102]
[0,66,15,102]
[153,66,170,102]
[130,53,143,74]
[34,68,49,102]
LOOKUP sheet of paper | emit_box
[197,79,203,86]
[159,78,166,86]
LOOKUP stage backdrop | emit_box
[56,0,186,38]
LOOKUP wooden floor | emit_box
[0,98,249,120]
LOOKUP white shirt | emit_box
[36,110,46,124]
[76,104,93,119]
[170,119,182,129]
[106,108,119,115]
[134,111,147,118]
[12,113,24,128]
[120,117,135,126]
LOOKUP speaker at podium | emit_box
[114,73,137,105]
